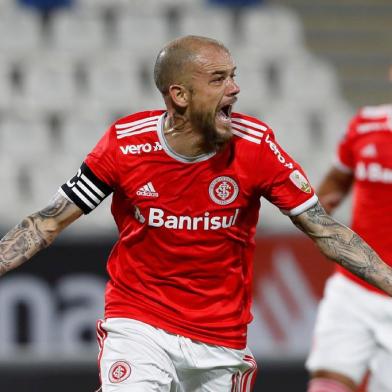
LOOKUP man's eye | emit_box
[212,77,225,82]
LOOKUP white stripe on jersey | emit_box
[115,115,161,130]
[232,128,262,144]
[230,122,265,137]
[230,118,266,144]
[81,174,106,197]
[116,119,160,135]
[357,122,388,133]
[116,126,157,139]
[232,118,267,132]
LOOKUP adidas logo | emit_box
[360,143,377,158]
[136,182,159,197]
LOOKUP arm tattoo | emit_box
[0,194,76,276]
[39,192,72,218]
[0,216,47,275]
[291,201,392,294]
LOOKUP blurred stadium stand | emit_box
[277,0,392,107]
[0,0,389,390]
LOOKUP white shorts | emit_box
[96,318,257,392]
[306,274,392,391]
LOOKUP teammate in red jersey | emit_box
[1,36,392,391]
[306,103,392,392]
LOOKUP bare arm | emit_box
[317,167,354,214]
[0,193,83,276]
[291,202,392,295]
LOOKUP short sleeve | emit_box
[59,125,117,214]
[256,129,318,216]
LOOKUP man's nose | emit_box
[226,78,240,96]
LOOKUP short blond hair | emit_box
[153,35,229,95]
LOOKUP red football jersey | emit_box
[334,104,392,294]
[61,110,317,349]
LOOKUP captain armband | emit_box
[59,163,113,214]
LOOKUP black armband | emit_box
[60,162,113,214]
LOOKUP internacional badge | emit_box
[109,360,132,384]
[209,176,239,205]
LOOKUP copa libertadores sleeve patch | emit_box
[60,162,113,214]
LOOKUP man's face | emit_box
[186,46,240,150]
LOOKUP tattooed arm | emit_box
[291,201,392,295]
[0,193,83,276]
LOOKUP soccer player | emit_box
[305,102,392,392]
[1,36,392,392]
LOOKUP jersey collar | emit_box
[157,113,216,163]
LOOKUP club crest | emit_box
[109,361,131,384]
[209,176,239,205]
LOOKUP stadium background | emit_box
[0,0,391,390]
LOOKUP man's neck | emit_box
[163,114,211,158]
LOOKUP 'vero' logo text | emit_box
[120,142,162,155]
[265,134,294,169]
[148,208,239,230]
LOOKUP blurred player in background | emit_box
[306,71,392,392]
[1,36,392,392]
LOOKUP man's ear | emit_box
[168,84,189,108]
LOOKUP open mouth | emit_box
[217,104,232,122]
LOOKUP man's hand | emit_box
[291,202,392,296]
[0,192,82,276]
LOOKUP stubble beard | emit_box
[189,107,233,152]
